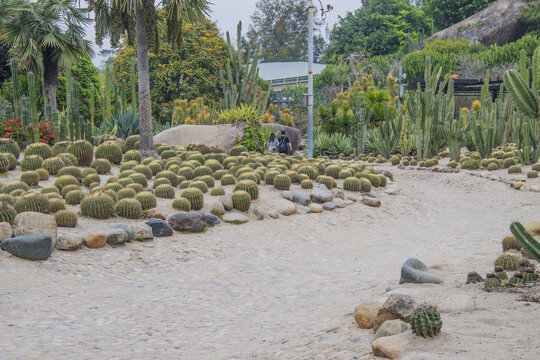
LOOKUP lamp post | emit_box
[307,1,332,158]
[273,97,294,124]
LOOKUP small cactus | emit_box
[522,268,538,282]
[484,272,501,288]
[21,155,43,171]
[67,140,94,166]
[124,150,142,163]
[42,157,65,175]
[0,138,20,158]
[466,271,483,283]
[273,174,291,190]
[232,190,251,211]
[1,181,30,194]
[494,266,508,281]
[220,174,236,185]
[115,198,142,219]
[91,159,112,175]
[410,305,442,337]
[210,187,225,196]
[20,171,40,186]
[156,170,179,187]
[316,175,336,189]
[495,252,521,270]
[502,235,520,251]
[181,188,204,210]
[128,173,148,187]
[133,165,153,180]
[135,191,157,210]
[14,193,49,214]
[172,198,191,211]
[508,272,524,284]
[36,168,49,181]
[155,184,176,199]
[24,143,53,159]
[55,175,80,191]
[508,165,522,174]
[233,180,259,200]
[95,141,123,164]
[55,210,78,228]
[301,179,313,189]
[325,165,341,179]
[58,166,82,179]
[65,190,84,205]
[81,193,115,219]
[343,177,362,192]
[48,198,65,213]
[117,188,137,201]
[0,202,17,224]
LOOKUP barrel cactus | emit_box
[1,181,30,194]
[410,305,442,337]
[274,174,291,190]
[124,150,142,163]
[14,193,49,214]
[65,190,84,205]
[264,170,280,185]
[55,175,80,191]
[172,198,191,212]
[181,188,204,210]
[52,141,71,156]
[67,140,94,166]
[125,135,140,150]
[210,187,225,196]
[0,138,20,158]
[48,198,65,213]
[156,170,179,187]
[495,252,521,270]
[0,202,17,224]
[484,272,501,288]
[0,154,9,173]
[230,145,247,156]
[153,177,171,188]
[522,268,538,282]
[58,153,78,166]
[135,191,157,210]
[220,174,236,186]
[301,179,313,189]
[55,210,78,228]
[90,159,111,175]
[205,159,223,173]
[494,266,508,281]
[466,271,483,283]
[81,193,115,219]
[95,141,123,164]
[233,180,259,200]
[194,166,213,178]
[212,169,228,180]
[133,165,153,180]
[24,142,53,159]
[0,194,14,205]
[83,174,101,187]
[316,175,336,189]
[197,175,215,188]
[232,190,251,211]
[343,177,362,192]
[128,173,148,187]
[20,155,43,171]
[1,152,17,170]
[155,184,176,199]
[58,166,83,180]
[297,166,318,180]
[114,198,142,219]
[508,272,524,284]
[20,171,40,186]
[41,186,60,195]
[508,165,522,174]
[177,167,195,180]
[42,157,64,175]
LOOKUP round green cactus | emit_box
[132,165,152,180]
[20,155,43,171]
[103,182,123,193]
[42,157,64,175]
[135,191,157,210]
[316,175,336,189]
[48,198,65,213]
[495,252,521,270]
[124,150,142,163]
[128,173,148,187]
[528,170,538,178]
[156,170,179,187]
[522,268,538,282]
[502,235,520,251]
[67,140,94,166]
[466,271,483,283]
[14,193,49,214]
[126,183,144,193]
[0,138,20,158]
[507,165,522,174]
[325,165,341,179]
[60,184,80,198]
[41,185,60,195]
[230,145,247,156]
[273,174,291,190]
[233,180,259,200]
[0,153,9,173]
[125,135,140,150]
[115,198,142,219]
[55,210,78,228]
[20,171,40,186]
[24,142,53,159]
[153,177,172,188]
[484,272,501,287]
[410,305,442,338]
[181,188,204,210]
[178,167,195,180]
[172,198,191,211]
[212,169,228,180]
[65,190,84,205]
[58,166,83,179]
[461,159,480,170]
[220,174,236,186]
[1,181,30,194]
[36,168,49,181]
[51,141,71,156]
[494,266,508,281]
[0,194,14,205]
[338,169,353,179]
[58,153,78,166]
[55,175,80,191]
[120,160,139,172]
[204,159,223,173]
[503,158,517,168]
[188,180,208,193]
[0,202,17,224]
[117,188,137,201]
[301,179,313,189]
[155,184,176,199]
[297,166,318,180]
[232,190,251,211]
[1,152,17,170]
[343,177,362,192]
[83,174,101,187]
[95,141,123,164]
[508,272,524,284]
[81,193,115,219]
[90,159,111,175]
[237,172,259,183]
[210,187,225,196]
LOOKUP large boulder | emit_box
[1,234,53,260]
[13,212,57,247]
[153,124,243,150]
[262,123,302,153]
[399,258,443,285]
[168,212,207,233]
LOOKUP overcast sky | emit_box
[89,0,362,67]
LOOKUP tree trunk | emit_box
[47,84,57,111]
[135,2,156,158]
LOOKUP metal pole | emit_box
[307,6,314,158]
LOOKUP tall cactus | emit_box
[504,47,539,122]
[510,222,540,262]
[20,96,30,126]
[130,57,137,108]
[27,72,39,143]
[350,96,372,156]
[10,58,20,121]
[89,83,95,130]
[104,63,112,121]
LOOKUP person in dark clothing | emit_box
[277,130,292,155]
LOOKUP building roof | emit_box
[257,62,327,83]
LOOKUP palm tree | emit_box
[1,0,93,111]
[89,0,211,156]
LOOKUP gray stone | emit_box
[168,212,207,233]
[374,319,409,340]
[220,195,233,210]
[107,229,129,246]
[399,258,443,285]
[382,170,394,181]
[56,233,83,251]
[332,188,345,200]
[251,206,266,220]
[384,186,399,195]
[344,199,354,206]
[280,191,293,201]
[322,202,336,211]
[296,205,311,214]
[269,199,296,216]
[210,201,225,216]
[205,214,221,227]
[268,210,280,219]
[0,222,12,241]
[145,219,174,237]
[332,198,345,208]
[438,294,476,313]
[371,334,409,360]
[223,213,249,224]
[110,223,135,241]
[310,184,333,203]
[1,234,52,260]
[130,224,154,241]
[346,195,357,202]
[291,191,310,205]
[13,212,57,247]
[362,196,381,207]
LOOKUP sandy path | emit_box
[0,168,539,360]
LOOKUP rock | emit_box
[309,203,323,213]
[106,229,129,246]
[346,195,357,202]
[296,205,311,214]
[354,302,381,329]
[110,223,135,241]
[1,234,52,260]
[251,206,266,220]
[362,196,381,207]
[280,191,293,201]
[310,184,333,203]
[322,202,336,211]
[268,210,280,219]
[384,187,399,195]
[399,258,443,285]
[269,199,296,216]
[530,185,540,193]
[374,294,417,330]
[344,200,354,206]
[210,202,225,216]
[13,212,57,247]
[332,198,345,208]
[55,233,83,251]
[371,334,409,360]
[146,208,166,220]
[83,233,107,249]
[262,123,302,153]
[154,124,244,150]
[205,214,221,227]
[130,224,154,241]
[291,191,310,205]
[223,213,249,224]
[168,212,207,232]
[0,222,12,241]
[332,188,345,200]
[530,287,540,302]
[374,319,409,340]
[220,195,233,210]
[438,294,476,313]
[145,219,174,237]
[400,353,443,360]
[382,170,394,181]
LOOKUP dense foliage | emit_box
[422,0,496,32]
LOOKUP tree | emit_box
[112,19,229,124]
[323,0,429,63]
[2,0,93,111]
[90,0,211,156]
[247,0,325,62]
[422,0,496,32]
[0,41,10,85]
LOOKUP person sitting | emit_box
[277,130,292,155]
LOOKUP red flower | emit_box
[41,139,46,143]
[3,121,6,125]
[7,127,11,131]
[5,132,10,137]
